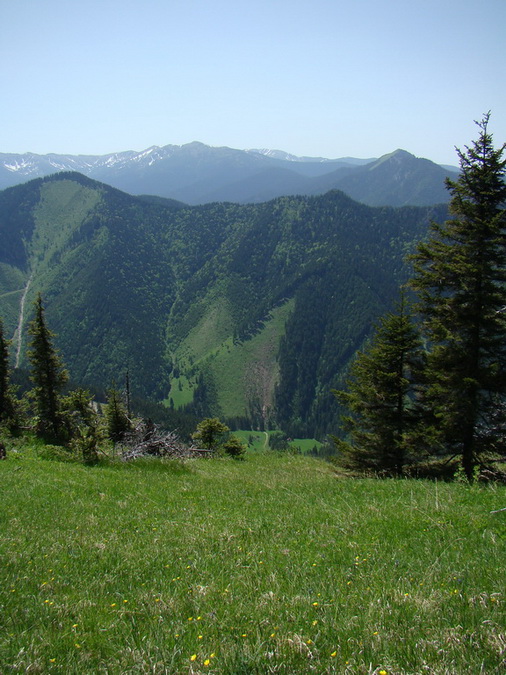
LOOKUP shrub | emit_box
[222,434,246,459]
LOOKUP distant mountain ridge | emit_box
[246,148,375,165]
[0,142,457,207]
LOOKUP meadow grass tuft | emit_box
[1,449,505,673]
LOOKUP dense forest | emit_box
[0,174,446,437]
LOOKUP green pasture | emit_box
[1,447,505,674]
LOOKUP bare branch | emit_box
[119,419,197,460]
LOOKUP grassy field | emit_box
[1,446,505,674]
[169,299,294,418]
[233,430,322,454]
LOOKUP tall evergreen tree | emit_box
[334,292,424,475]
[410,113,506,479]
[27,294,68,439]
[0,318,17,425]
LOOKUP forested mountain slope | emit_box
[0,172,447,436]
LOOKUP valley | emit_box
[0,171,448,437]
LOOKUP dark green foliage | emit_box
[334,292,425,475]
[410,114,506,479]
[0,318,18,427]
[61,388,101,463]
[271,199,445,437]
[0,172,447,436]
[128,396,197,442]
[105,387,132,443]
[222,434,246,459]
[192,417,229,451]
[27,294,68,440]
[61,388,97,429]
[267,430,290,451]
[68,422,101,465]
[0,179,39,268]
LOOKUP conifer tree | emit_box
[192,417,229,451]
[410,113,506,479]
[334,292,424,475]
[0,318,17,425]
[105,386,131,443]
[222,434,246,459]
[27,294,68,439]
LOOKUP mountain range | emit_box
[0,142,457,207]
[0,172,448,437]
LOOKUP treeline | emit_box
[334,114,506,480]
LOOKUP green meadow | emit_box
[168,299,294,418]
[1,447,505,674]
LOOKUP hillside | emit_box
[0,173,447,436]
[0,143,457,207]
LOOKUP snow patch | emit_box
[5,160,36,172]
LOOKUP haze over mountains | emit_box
[0,142,457,207]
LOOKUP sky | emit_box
[1,0,505,165]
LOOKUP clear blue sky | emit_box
[1,0,505,165]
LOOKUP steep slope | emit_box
[0,173,177,397]
[0,174,447,435]
[165,191,447,435]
